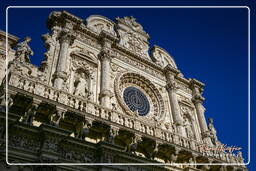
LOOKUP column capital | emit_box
[53,71,68,80]
[166,80,179,92]
[189,78,205,89]
[58,30,76,45]
[99,89,113,98]
[163,64,180,76]
[98,48,116,61]
[192,93,205,104]
[99,30,118,42]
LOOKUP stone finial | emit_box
[15,36,33,63]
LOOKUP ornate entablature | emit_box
[0,10,247,170]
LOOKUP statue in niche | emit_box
[73,72,89,98]
[15,36,34,63]
[183,116,194,139]
[208,118,218,145]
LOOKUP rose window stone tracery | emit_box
[114,72,166,123]
[123,86,150,116]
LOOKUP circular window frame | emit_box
[114,72,165,121]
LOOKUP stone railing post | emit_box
[164,65,186,137]
[53,31,75,89]
[190,79,213,146]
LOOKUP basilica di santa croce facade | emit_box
[0,11,247,171]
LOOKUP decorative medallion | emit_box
[114,72,166,123]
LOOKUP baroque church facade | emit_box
[0,11,247,171]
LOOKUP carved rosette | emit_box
[114,72,165,124]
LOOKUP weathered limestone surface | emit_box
[0,10,247,171]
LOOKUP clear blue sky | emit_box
[1,0,254,170]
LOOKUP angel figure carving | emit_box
[73,72,89,97]
[15,36,34,63]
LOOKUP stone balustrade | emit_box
[7,71,244,165]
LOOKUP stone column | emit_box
[99,48,113,108]
[53,31,75,89]
[190,79,213,146]
[164,65,186,137]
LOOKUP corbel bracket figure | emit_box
[75,119,92,140]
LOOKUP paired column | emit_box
[164,65,186,137]
[53,31,75,89]
[190,79,213,146]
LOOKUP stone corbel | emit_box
[0,92,14,112]
[49,106,66,127]
[22,99,41,125]
[75,118,93,140]
[106,125,119,144]
[169,147,180,163]
[151,141,161,160]
[126,133,142,155]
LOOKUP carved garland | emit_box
[114,72,165,123]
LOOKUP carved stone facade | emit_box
[0,10,247,171]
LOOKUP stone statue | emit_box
[183,117,194,139]
[208,118,218,145]
[73,73,88,97]
[15,36,34,63]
